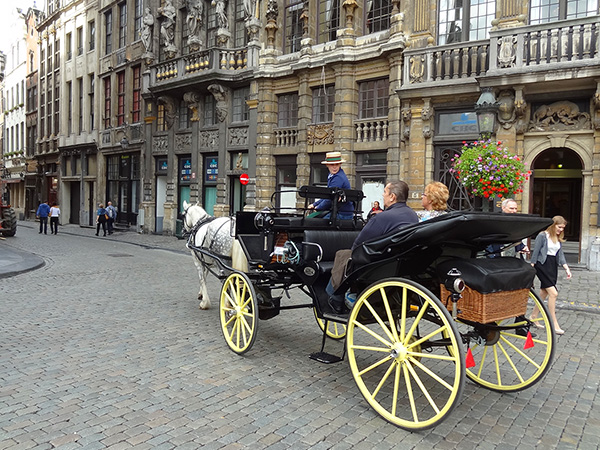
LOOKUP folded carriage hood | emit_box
[351,211,553,267]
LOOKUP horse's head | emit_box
[182,200,210,231]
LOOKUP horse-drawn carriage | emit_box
[183,186,555,431]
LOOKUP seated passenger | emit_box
[416,181,449,222]
[307,151,354,220]
[327,180,419,313]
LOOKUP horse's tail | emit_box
[231,239,249,273]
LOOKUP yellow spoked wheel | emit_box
[456,289,555,392]
[346,278,464,431]
[314,308,347,340]
[219,272,258,355]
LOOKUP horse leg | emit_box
[198,265,211,310]
[192,251,211,309]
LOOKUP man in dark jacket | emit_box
[36,201,51,234]
[327,180,418,313]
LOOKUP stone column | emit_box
[296,71,312,192]
[255,78,277,210]
[333,63,357,183]
[388,54,403,181]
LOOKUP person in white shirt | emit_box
[49,203,61,235]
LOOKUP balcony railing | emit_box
[274,127,298,147]
[403,16,600,85]
[355,119,389,143]
[153,47,253,85]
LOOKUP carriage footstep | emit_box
[309,351,343,364]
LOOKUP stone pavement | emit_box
[0,222,599,449]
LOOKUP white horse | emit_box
[182,201,248,309]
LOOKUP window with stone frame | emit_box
[204,94,217,126]
[103,77,111,129]
[530,0,598,24]
[157,104,167,131]
[46,76,52,135]
[67,81,72,134]
[179,100,191,129]
[89,74,95,130]
[312,85,335,123]
[438,0,496,45]
[277,93,299,127]
[40,92,45,137]
[365,0,392,34]
[284,0,303,53]
[207,1,218,47]
[132,66,141,123]
[89,20,96,51]
[78,77,83,133]
[54,86,60,135]
[54,39,60,69]
[105,9,113,55]
[77,26,84,55]
[181,6,190,55]
[117,71,126,126]
[118,2,127,49]
[232,87,250,122]
[318,0,341,43]
[234,0,249,47]
[359,78,389,119]
[66,32,72,60]
[134,0,143,41]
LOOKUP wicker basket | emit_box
[440,285,529,323]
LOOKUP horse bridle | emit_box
[181,204,217,240]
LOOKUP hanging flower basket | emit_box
[450,139,531,199]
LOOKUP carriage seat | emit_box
[302,230,360,272]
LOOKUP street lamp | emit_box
[474,87,499,139]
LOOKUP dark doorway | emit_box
[531,148,582,241]
[70,181,81,224]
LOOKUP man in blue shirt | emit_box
[327,180,418,313]
[307,151,354,219]
[36,201,51,234]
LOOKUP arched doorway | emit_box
[531,148,582,242]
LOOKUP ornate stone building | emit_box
[253,0,600,269]
[142,0,260,234]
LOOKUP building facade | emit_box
[252,0,600,269]
[142,0,260,234]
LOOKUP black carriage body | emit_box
[214,193,557,430]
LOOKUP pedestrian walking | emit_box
[36,201,51,234]
[96,203,108,237]
[105,201,117,235]
[529,215,572,335]
[49,203,61,234]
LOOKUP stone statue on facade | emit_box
[212,0,228,30]
[159,0,177,59]
[186,0,204,52]
[141,7,154,54]
[208,84,229,122]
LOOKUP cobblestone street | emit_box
[1,223,599,449]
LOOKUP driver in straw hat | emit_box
[307,151,354,219]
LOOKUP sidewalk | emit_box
[3,221,600,314]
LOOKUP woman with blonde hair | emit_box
[416,181,449,221]
[529,215,572,335]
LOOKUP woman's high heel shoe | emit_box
[554,328,565,335]
[528,316,544,329]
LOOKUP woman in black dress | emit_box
[529,216,572,335]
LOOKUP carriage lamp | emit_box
[444,268,465,294]
[475,87,500,139]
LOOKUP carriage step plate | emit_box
[309,352,343,364]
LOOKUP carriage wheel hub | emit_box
[390,343,408,362]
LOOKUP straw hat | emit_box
[321,151,346,164]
